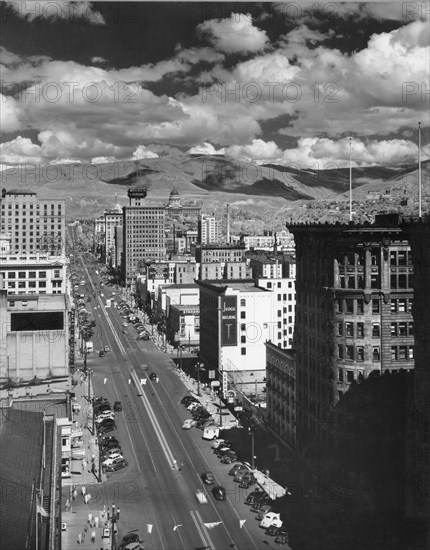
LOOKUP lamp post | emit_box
[87,368,93,402]
[248,421,256,470]
[195,362,204,396]
[110,502,118,549]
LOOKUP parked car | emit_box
[101,439,120,451]
[97,421,116,434]
[211,438,227,450]
[233,468,251,482]
[266,524,284,536]
[182,419,196,430]
[252,497,272,513]
[202,471,215,484]
[95,412,115,423]
[149,373,157,381]
[229,464,244,477]
[245,488,264,504]
[105,458,127,472]
[104,345,110,352]
[274,530,289,545]
[221,451,238,464]
[239,473,256,488]
[101,446,122,458]
[217,446,234,458]
[102,451,123,464]
[256,504,273,519]
[114,401,122,412]
[260,512,282,529]
[99,350,106,357]
[212,485,226,501]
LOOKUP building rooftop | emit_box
[2,189,37,196]
[170,304,200,312]
[198,279,268,293]
[163,283,199,290]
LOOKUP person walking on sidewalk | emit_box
[81,485,86,497]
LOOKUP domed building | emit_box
[165,187,201,220]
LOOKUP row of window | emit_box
[8,281,50,288]
[336,297,413,315]
[337,321,414,338]
[5,271,57,278]
[338,344,414,362]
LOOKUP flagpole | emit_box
[418,122,422,218]
[349,137,352,222]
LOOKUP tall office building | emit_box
[0,189,65,255]
[287,214,415,456]
[104,209,122,266]
[198,215,222,244]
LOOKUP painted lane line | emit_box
[130,370,177,469]
[190,510,213,550]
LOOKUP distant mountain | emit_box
[1,154,428,220]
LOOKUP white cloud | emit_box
[175,45,225,65]
[226,139,282,163]
[280,137,421,169]
[0,94,21,132]
[0,136,43,164]
[91,56,108,64]
[91,156,116,164]
[187,142,225,155]
[131,145,159,160]
[5,1,105,24]
[198,13,269,53]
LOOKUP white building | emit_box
[241,230,295,251]
[199,215,222,244]
[197,280,279,396]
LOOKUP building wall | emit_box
[0,254,66,295]
[266,342,296,449]
[288,217,415,456]
[0,190,65,256]
[123,206,166,287]
[199,216,222,244]
[167,305,200,346]
[104,211,122,266]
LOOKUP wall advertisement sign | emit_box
[220,296,237,346]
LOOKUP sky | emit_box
[0,1,429,168]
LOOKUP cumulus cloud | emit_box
[226,139,282,163]
[91,156,116,164]
[198,13,269,53]
[0,136,43,164]
[280,136,421,169]
[0,94,21,132]
[5,1,105,24]
[131,145,159,160]
[187,142,225,155]
[175,45,225,65]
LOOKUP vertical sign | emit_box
[220,296,237,346]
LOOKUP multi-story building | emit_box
[0,287,69,383]
[165,188,201,219]
[401,216,430,533]
[197,279,278,396]
[249,256,283,278]
[114,226,123,270]
[199,215,222,244]
[1,189,65,255]
[265,342,296,449]
[241,230,295,252]
[122,206,166,288]
[167,304,200,347]
[157,282,200,318]
[257,277,296,349]
[199,261,251,281]
[0,252,66,294]
[195,244,245,264]
[287,214,415,457]
[104,209,122,266]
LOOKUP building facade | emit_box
[287,214,415,456]
[199,215,222,244]
[265,342,296,449]
[104,210,122,266]
[0,253,66,295]
[122,206,166,288]
[167,304,200,347]
[197,280,277,396]
[1,189,65,255]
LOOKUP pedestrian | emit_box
[88,512,93,526]
[82,458,87,471]
[73,489,78,501]
[94,516,99,528]
[77,532,82,544]
[84,494,89,505]
[81,485,86,497]
[91,530,96,542]
[87,493,91,504]
[116,508,120,520]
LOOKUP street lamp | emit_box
[109,503,119,549]
[248,422,256,470]
[195,362,204,396]
[87,368,93,402]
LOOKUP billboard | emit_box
[220,296,237,346]
[148,264,169,280]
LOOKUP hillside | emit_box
[0,155,428,220]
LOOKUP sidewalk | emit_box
[61,362,111,550]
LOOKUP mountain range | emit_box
[1,155,428,223]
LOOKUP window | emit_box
[267,282,272,289]
[337,322,343,336]
[372,324,380,337]
[277,310,282,317]
[338,345,344,359]
[241,335,246,343]
[240,298,246,307]
[357,323,364,338]
[356,347,364,361]
[346,345,354,360]
[372,299,380,313]
[241,347,246,355]
[277,294,281,301]
[398,322,407,336]
[346,370,354,383]
[391,323,397,337]
[398,299,406,312]
[372,347,380,361]
[345,322,353,337]
[337,299,343,313]
[240,311,246,319]
[408,347,414,359]
[408,322,414,336]
[346,299,353,314]
[18,272,25,279]
[348,276,355,289]
[8,300,15,306]
[240,323,246,331]
[398,346,407,360]
[8,272,16,279]
[39,271,46,278]
[391,346,398,360]
[338,368,344,383]
[391,300,397,313]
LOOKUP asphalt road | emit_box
[70,251,284,550]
